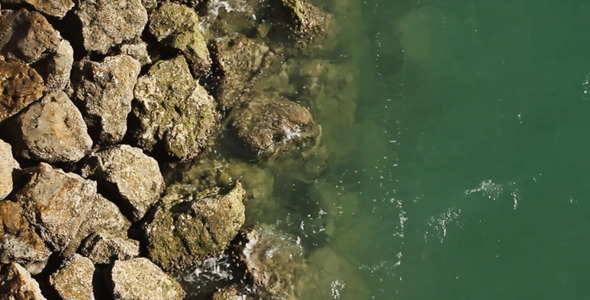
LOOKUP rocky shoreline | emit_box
[0,0,358,299]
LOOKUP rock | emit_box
[73,55,141,144]
[80,144,165,222]
[131,56,219,160]
[235,225,305,300]
[212,35,274,110]
[279,0,330,35]
[6,91,93,163]
[0,201,51,275]
[109,258,185,300]
[119,40,151,66]
[49,254,95,300]
[0,9,61,64]
[199,0,264,40]
[39,39,74,93]
[148,2,211,75]
[143,182,246,270]
[0,263,46,300]
[79,233,139,265]
[0,140,19,200]
[1,0,74,18]
[76,0,148,54]
[229,97,318,156]
[0,60,44,123]
[212,285,254,300]
[14,163,97,251]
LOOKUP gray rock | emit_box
[212,35,274,110]
[0,140,19,200]
[0,263,47,300]
[119,40,151,66]
[0,201,51,275]
[132,56,219,160]
[0,59,44,123]
[14,163,97,251]
[7,91,93,163]
[0,9,61,64]
[76,0,148,54]
[40,39,74,93]
[73,55,141,144]
[80,145,165,222]
[110,258,185,300]
[148,2,211,75]
[79,233,139,265]
[0,0,74,18]
[49,254,95,300]
[143,182,246,270]
[230,97,318,156]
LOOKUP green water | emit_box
[337,0,590,298]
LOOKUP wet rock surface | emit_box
[0,262,46,300]
[131,55,219,160]
[79,233,139,265]
[76,0,148,54]
[1,0,74,18]
[212,284,254,300]
[0,140,19,200]
[80,144,165,222]
[143,182,246,270]
[49,254,95,300]
[73,55,141,144]
[0,60,44,123]
[110,258,185,300]
[5,91,92,163]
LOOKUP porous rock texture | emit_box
[79,233,139,265]
[73,54,141,144]
[110,258,185,300]
[0,140,19,200]
[49,254,95,300]
[76,0,148,54]
[40,39,74,93]
[131,55,219,160]
[0,59,44,123]
[0,262,46,300]
[80,144,165,222]
[143,182,246,270]
[6,91,93,163]
[0,0,74,18]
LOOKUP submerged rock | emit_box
[73,55,141,144]
[79,233,139,265]
[0,263,46,300]
[109,258,185,300]
[132,56,219,160]
[148,2,211,75]
[143,182,246,270]
[14,163,97,251]
[0,60,44,123]
[1,0,74,18]
[80,144,165,222]
[0,201,51,275]
[6,91,93,163]
[49,254,95,300]
[0,140,19,200]
[76,0,148,53]
[279,0,330,36]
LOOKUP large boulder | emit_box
[0,201,51,275]
[6,91,93,163]
[148,2,211,75]
[76,0,148,54]
[0,60,44,123]
[0,263,46,300]
[73,55,141,144]
[109,258,185,300]
[79,233,139,265]
[80,145,165,222]
[0,9,60,64]
[49,254,95,300]
[14,163,97,251]
[0,140,19,200]
[131,56,219,160]
[143,182,246,270]
[0,0,74,18]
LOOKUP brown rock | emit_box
[0,9,60,64]
[0,140,19,200]
[0,60,44,123]
[79,233,139,265]
[212,285,254,300]
[49,254,95,300]
[1,0,74,18]
[14,163,97,251]
[110,258,185,300]
[8,91,93,163]
[73,55,141,144]
[0,263,47,300]
[119,40,151,66]
[80,145,165,222]
[40,39,74,93]
[76,0,148,53]
[0,201,51,275]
